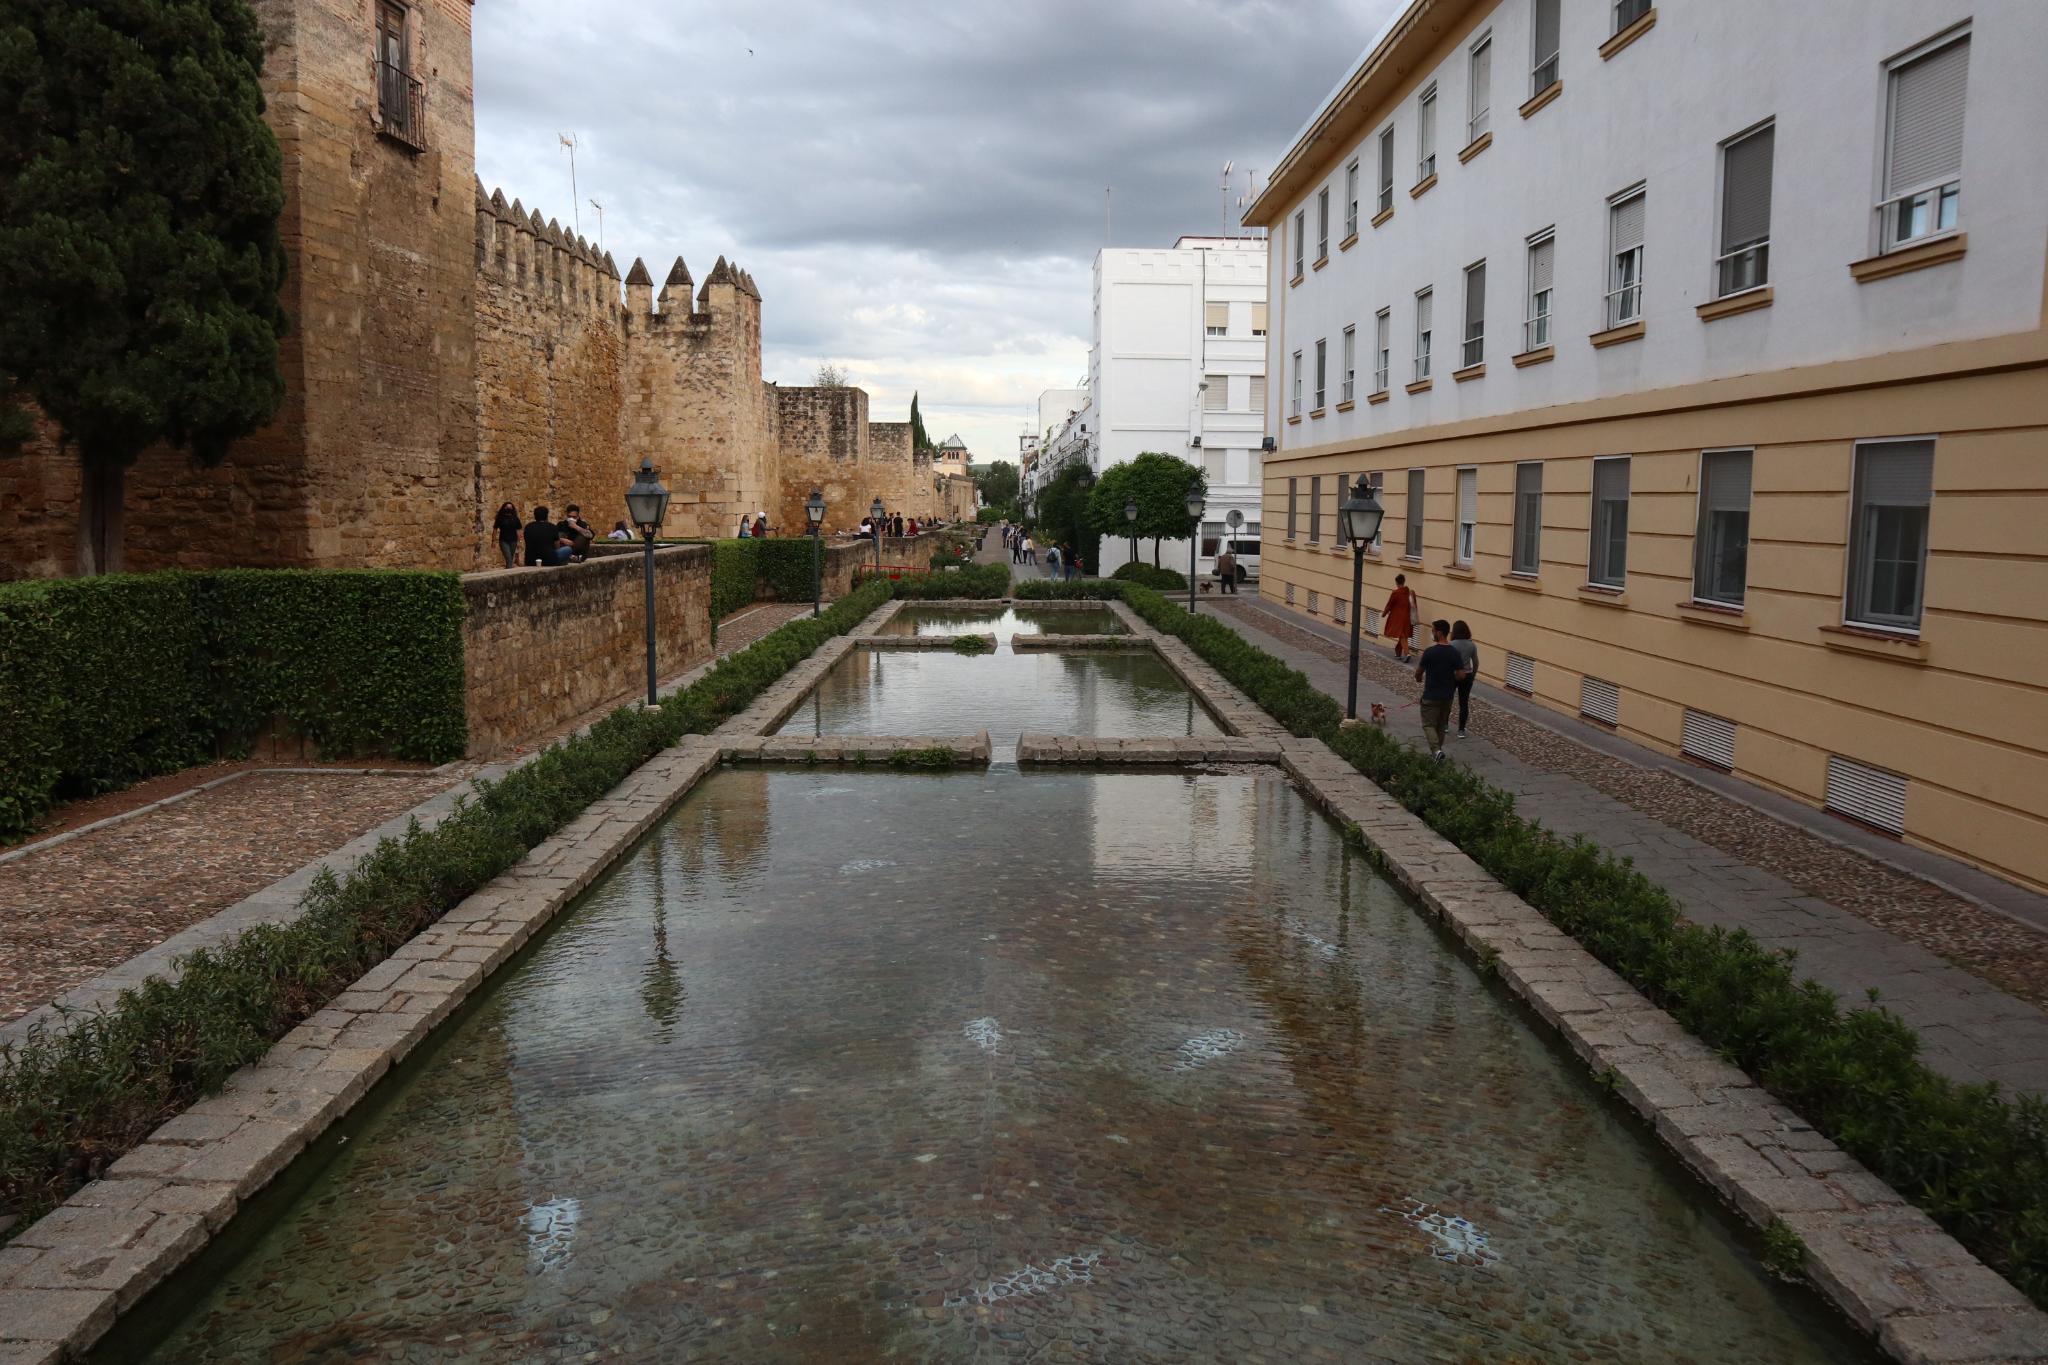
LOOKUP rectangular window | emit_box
[1367,471,1385,549]
[1718,123,1774,296]
[1614,0,1650,33]
[1413,289,1433,381]
[1203,375,1226,412]
[1313,340,1327,410]
[1341,326,1356,403]
[1205,301,1229,337]
[1590,456,1631,587]
[1532,0,1561,92]
[1335,473,1352,545]
[1847,439,1934,631]
[1309,475,1323,544]
[1373,309,1390,391]
[1607,187,1646,327]
[1377,127,1395,213]
[1461,260,1486,368]
[1317,188,1330,260]
[1405,468,1426,558]
[1468,34,1492,143]
[1345,159,1360,238]
[1525,231,1554,350]
[375,2,423,148]
[1291,350,1303,417]
[1287,478,1298,539]
[1293,210,1306,277]
[1249,374,1266,412]
[1417,85,1438,181]
[1881,30,1969,251]
[1203,449,1227,483]
[1694,449,1752,605]
[1455,467,1478,564]
[1512,462,1543,574]
[1251,302,1268,336]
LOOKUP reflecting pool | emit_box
[874,604,1130,640]
[774,648,1222,744]
[136,769,1873,1364]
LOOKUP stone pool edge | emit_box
[0,600,902,1365]
[1094,600,2048,1365]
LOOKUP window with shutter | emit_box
[1203,375,1226,412]
[1293,211,1306,277]
[1512,462,1543,574]
[1374,310,1390,391]
[1847,439,1934,630]
[1455,468,1477,564]
[1314,340,1326,410]
[1462,261,1486,368]
[1531,0,1561,92]
[1414,290,1433,381]
[1205,302,1229,336]
[1317,189,1330,260]
[1377,127,1395,213]
[1607,189,1646,326]
[1345,160,1360,237]
[1405,469,1426,558]
[1718,124,1774,295]
[1248,375,1265,412]
[1341,327,1356,402]
[1882,31,1969,249]
[1693,449,1752,604]
[1291,351,1302,417]
[1417,86,1438,180]
[1251,303,1268,336]
[1590,456,1631,586]
[1526,232,1554,350]
[1309,474,1322,544]
[1287,478,1298,539]
[1469,35,1492,143]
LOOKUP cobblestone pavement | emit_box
[1202,595,2048,1096]
[713,600,813,653]
[0,773,453,1025]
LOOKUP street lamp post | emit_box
[1184,481,1206,614]
[625,458,673,706]
[1339,474,1387,720]
[1123,497,1138,571]
[869,495,885,578]
[805,488,826,617]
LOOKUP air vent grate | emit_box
[1682,709,1736,770]
[1505,652,1534,694]
[1580,675,1620,726]
[1825,756,1907,834]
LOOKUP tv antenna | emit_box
[559,133,580,235]
[1220,160,1234,236]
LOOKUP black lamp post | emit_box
[625,458,673,706]
[1339,474,1387,720]
[1123,497,1138,570]
[869,495,885,577]
[805,488,826,617]
[1184,481,1206,614]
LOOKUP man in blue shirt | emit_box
[1412,619,1472,761]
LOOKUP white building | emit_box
[1085,237,1269,578]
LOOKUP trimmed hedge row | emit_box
[708,539,761,619]
[1110,561,1187,591]
[0,579,893,1232]
[0,572,466,839]
[861,563,1010,599]
[755,539,824,604]
[1122,582,2048,1306]
[1012,580,1126,601]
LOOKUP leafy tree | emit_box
[1034,463,1099,575]
[813,363,847,387]
[1086,451,1205,567]
[0,0,290,574]
[973,459,1019,512]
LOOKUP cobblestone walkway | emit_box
[1202,594,2048,1097]
[0,773,452,1024]
[713,600,812,652]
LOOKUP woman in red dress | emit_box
[1382,573,1418,661]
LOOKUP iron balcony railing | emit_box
[376,59,427,151]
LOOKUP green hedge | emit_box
[865,563,1010,599]
[1012,580,1126,601]
[0,580,892,1231]
[1125,582,2048,1306]
[709,539,762,619]
[755,539,823,604]
[0,572,466,839]
[1111,561,1187,590]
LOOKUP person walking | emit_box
[1413,619,1472,762]
[1383,573,1419,662]
[493,501,522,569]
[1065,546,1080,581]
[1449,620,1480,737]
[1216,547,1238,594]
[1044,542,1062,579]
[1011,528,1023,564]
[1023,533,1036,566]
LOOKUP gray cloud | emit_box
[474,0,1394,461]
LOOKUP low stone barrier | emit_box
[721,733,992,767]
[1009,635,1150,651]
[1015,735,1283,765]
[861,634,999,651]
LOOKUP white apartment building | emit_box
[1086,236,1270,577]
[1245,0,2048,891]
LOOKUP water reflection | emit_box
[139,769,1875,1365]
[874,605,1129,640]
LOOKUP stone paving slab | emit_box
[1014,734,1284,765]
[722,733,993,766]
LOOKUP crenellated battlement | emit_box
[474,177,620,319]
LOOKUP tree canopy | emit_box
[812,363,847,387]
[1033,463,1099,574]
[1086,451,1206,566]
[908,391,934,453]
[972,459,1018,512]
[0,0,289,571]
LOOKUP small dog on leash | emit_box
[1369,702,1388,727]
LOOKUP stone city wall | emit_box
[774,386,869,535]
[460,542,712,756]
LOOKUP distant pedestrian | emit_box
[523,505,558,567]
[1065,546,1080,581]
[1216,547,1238,594]
[893,514,905,538]
[1011,530,1023,564]
[751,513,768,538]
[1021,534,1036,566]
[493,501,522,569]
[908,517,920,537]
[1044,543,1062,578]
[1413,619,1471,762]
[607,521,632,541]
[1383,573,1419,662]
[1450,620,1479,737]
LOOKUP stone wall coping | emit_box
[860,634,1000,652]
[1008,635,1149,651]
[721,733,993,766]
[1015,735,1283,765]
[461,540,709,593]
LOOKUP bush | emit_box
[709,539,762,619]
[0,571,466,839]
[1121,587,1342,738]
[1013,580,1126,601]
[754,539,824,604]
[0,580,893,1232]
[1111,561,1187,591]
[865,563,1009,600]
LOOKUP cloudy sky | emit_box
[474,0,1397,467]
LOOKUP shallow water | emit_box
[774,647,1223,744]
[874,605,1130,640]
[139,769,1874,1364]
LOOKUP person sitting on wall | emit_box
[562,505,596,560]
[908,517,920,537]
[607,521,632,541]
[523,506,558,567]
[551,528,579,566]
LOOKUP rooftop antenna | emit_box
[1105,184,1112,246]
[1220,159,1234,237]
[589,198,605,253]
[559,133,580,235]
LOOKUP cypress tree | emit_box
[0,0,289,573]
